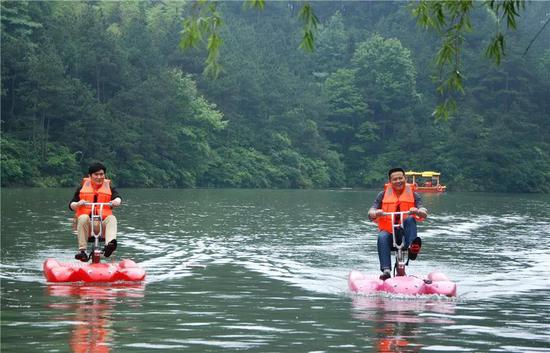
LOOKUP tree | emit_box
[108,69,225,187]
[313,11,349,74]
[351,34,418,135]
[0,0,42,130]
[323,68,370,153]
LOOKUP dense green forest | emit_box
[2,1,549,192]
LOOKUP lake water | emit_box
[1,188,549,352]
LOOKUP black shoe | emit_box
[103,239,117,257]
[379,268,391,281]
[408,237,422,260]
[75,250,89,262]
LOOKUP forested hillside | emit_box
[2,1,549,192]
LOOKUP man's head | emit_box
[88,162,106,185]
[388,167,406,191]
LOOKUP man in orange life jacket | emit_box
[69,162,121,262]
[368,168,428,280]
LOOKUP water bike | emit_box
[43,202,146,283]
[348,211,456,297]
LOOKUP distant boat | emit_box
[405,170,446,193]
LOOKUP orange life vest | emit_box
[75,178,113,219]
[376,183,422,233]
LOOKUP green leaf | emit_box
[485,32,505,65]
[244,0,265,10]
[298,3,319,52]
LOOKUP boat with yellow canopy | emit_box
[405,171,446,193]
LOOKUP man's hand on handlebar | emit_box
[111,198,121,207]
[71,200,87,210]
[368,208,385,220]
[409,207,428,218]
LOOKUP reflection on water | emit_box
[351,295,456,353]
[373,323,420,353]
[351,295,456,324]
[46,283,145,353]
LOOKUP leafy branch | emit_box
[412,0,525,120]
[180,1,224,78]
[298,3,319,52]
[180,1,318,78]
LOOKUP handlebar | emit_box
[83,202,113,220]
[83,202,113,206]
[381,211,411,216]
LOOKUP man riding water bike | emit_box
[69,162,121,262]
[368,167,427,280]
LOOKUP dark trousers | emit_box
[377,216,417,271]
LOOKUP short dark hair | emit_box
[88,162,106,175]
[388,167,405,179]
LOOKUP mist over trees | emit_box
[2,1,549,192]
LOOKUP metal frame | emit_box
[382,211,411,277]
[85,202,112,263]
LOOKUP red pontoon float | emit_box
[43,258,145,283]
